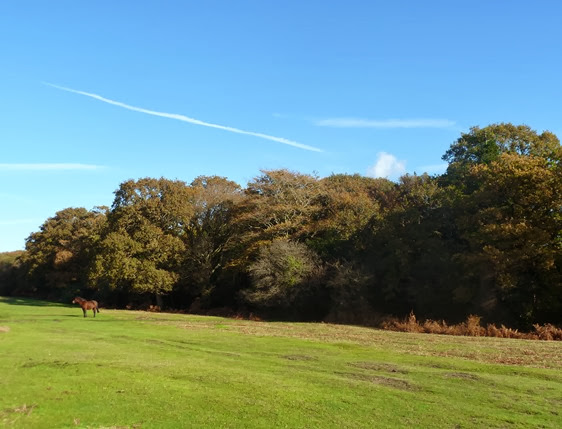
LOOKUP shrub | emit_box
[533,323,562,341]
[242,240,324,310]
[382,312,561,341]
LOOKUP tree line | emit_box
[1,123,561,329]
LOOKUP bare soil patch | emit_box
[349,361,408,374]
[444,372,480,380]
[281,354,317,361]
[337,372,417,391]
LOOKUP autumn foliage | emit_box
[1,124,561,335]
[383,312,562,341]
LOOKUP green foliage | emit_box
[240,169,322,241]
[0,251,25,295]
[19,207,106,298]
[89,228,182,295]
[90,178,192,298]
[456,153,562,325]
[442,123,561,193]
[324,261,374,324]
[362,174,467,320]
[180,176,242,305]
[244,240,324,312]
[227,169,323,287]
[311,174,388,258]
[443,123,561,167]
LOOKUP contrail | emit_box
[44,83,322,152]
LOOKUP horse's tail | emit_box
[94,301,100,313]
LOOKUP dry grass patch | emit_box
[444,372,480,380]
[281,354,317,361]
[150,315,562,369]
[1,404,37,426]
[337,372,417,391]
[383,312,562,341]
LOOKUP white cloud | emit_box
[0,163,104,171]
[315,118,455,128]
[45,83,322,152]
[367,152,406,179]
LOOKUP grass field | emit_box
[1,297,561,428]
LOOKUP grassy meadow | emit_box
[0,297,561,428]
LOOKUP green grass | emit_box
[1,297,561,428]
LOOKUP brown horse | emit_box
[72,297,100,318]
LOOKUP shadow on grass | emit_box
[10,315,114,323]
[0,296,68,307]
[60,316,113,321]
[61,313,111,320]
[1,297,118,322]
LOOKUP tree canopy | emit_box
[4,123,561,329]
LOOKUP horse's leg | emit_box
[93,308,96,317]
[82,308,86,318]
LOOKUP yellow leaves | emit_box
[54,250,73,266]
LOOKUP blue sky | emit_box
[1,0,561,251]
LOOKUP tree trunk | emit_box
[155,293,163,309]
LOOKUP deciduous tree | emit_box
[242,240,325,318]
[22,207,106,298]
[90,178,193,304]
[458,153,562,325]
[180,176,243,306]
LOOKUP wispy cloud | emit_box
[315,118,455,128]
[45,83,322,152]
[0,163,104,171]
[367,152,406,180]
